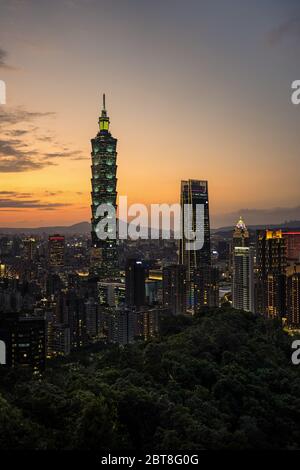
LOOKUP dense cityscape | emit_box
[0,96,300,377]
[2,0,300,457]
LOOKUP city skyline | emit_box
[1,1,300,455]
[0,0,300,229]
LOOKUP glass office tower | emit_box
[231,217,254,312]
[256,230,286,318]
[179,179,212,312]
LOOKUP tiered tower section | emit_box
[90,94,118,279]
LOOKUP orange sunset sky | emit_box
[0,0,300,228]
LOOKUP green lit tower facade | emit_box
[90,94,119,279]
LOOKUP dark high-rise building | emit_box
[65,291,88,350]
[125,259,146,308]
[141,307,160,340]
[194,265,219,312]
[90,94,118,280]
[0,315,45,374]
[85,298,99,340]
[232,216,249,248]
[256,230,286,318]
[217,240,231,262]
[283,232,300,262]
[232,246,254,312]
[232,217,254,312]
[179,179,212,313]
[98,281,126,307]
[48,234,65,267]
[108,307,136,345]
[179,179,211,270]
[107,305,161,345]
[23,237,37,262]
[163,264,186,315]
[287,272,300,328]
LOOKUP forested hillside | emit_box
[1,308,300,450]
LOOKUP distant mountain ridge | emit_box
[213,220,300,233]
[0,221,172,237]
[0,222,91,235]
[1,219,300,235]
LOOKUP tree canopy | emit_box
[1,307,300,450]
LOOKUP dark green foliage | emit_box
[0,308,300,450]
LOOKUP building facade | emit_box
[287,272,300,329]
[283,232,300,262]
[125,259,146,308]
[256,230,286,318]
[194,264,219,312]
[232,217,254,312]
[48,235,65,267]
[163,264,187,315]
[179,179,213,313]
[0,315,45,373]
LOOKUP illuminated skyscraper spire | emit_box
[236,216,247,231]
[233,215,249,244]
[99,93,110,131]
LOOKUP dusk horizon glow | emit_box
[0,0,300,228]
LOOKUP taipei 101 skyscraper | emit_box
[90,94,119,280]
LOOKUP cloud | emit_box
[0,137,56,171]
[6,129,30,137]
[268,15,300,45]
[71,156,89,161]
[44,150,84,160]
[0,191,72,212]
[0,138,36,157]
[44,190,64,196]
[0,48,13,69]
[0,197,71,209]
[0,47,18,70]
[0,48,7,67]
[0,191,33,198]
[0,159,54,172]
[214,205,300,228]
[0,107,56,125]
[0,137,55,172]
[0,107,84,171]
